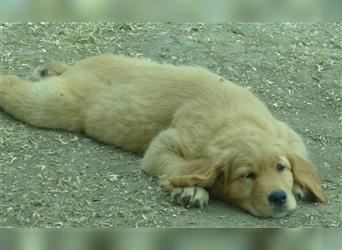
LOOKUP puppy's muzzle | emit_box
[268,190,287,206]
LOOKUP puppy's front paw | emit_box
[293,183,306,200]
[171,187,209,209]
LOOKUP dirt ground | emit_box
[0,23,341,228]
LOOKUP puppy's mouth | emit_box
[269,205,292,218]
[248,203,293,218]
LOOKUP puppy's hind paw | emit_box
[28,66,49,81]
[171,187,209,209]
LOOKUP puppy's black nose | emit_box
[268,190,287,206]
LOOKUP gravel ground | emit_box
[0,22,341,228]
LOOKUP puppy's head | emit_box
[206,135,326,218]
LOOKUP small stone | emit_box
[108,174,119,182]
[32,200,43,206]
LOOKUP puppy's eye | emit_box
[245,172,256,180]
[276,163,285,172]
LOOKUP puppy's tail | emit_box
[0,74,81,131]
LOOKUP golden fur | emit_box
[0,55,326,217]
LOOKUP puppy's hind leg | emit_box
[0,74,81,131]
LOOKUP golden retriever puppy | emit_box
[0,55,326,217]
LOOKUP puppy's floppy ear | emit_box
[166,158,220,188]
[289,154,327,203]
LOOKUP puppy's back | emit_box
[72,55,232,152]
